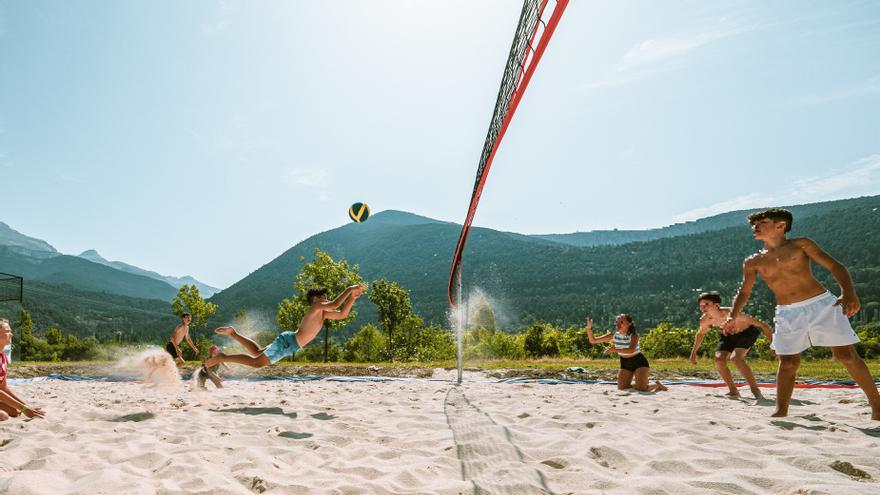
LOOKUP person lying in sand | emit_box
[586,314,667,392]
[0,319,45,420]
[205,285,366,368]
[140,351,181,387]
[724,208,880,419]
[196,346,229,390]
[690,291,773,400]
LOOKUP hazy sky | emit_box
[1,1,879,288]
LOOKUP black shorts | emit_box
[165,341,182,360]
[619,353,649,373]
[716,326,760,353]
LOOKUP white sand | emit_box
[1,376,879,494]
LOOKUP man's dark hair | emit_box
[306,287,329,304]
[747,208,793,233]
[181,313,191,319]
[698,291,722,305]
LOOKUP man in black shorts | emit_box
[166,313,197,367]
[689,291,773,399]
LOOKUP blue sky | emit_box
[1,0,878,289]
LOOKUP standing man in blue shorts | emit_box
[205,285,366,368]
[724,208,879,419]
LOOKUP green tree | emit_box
[45,327,63,346]
[470,295,496,332]
[17,307,35,361]
[369,278,413,361]
[172,284,218,329]
[277,249,364,362]
[641,323,695,359]
[342,324,388,362]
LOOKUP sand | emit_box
[1,371,879,494]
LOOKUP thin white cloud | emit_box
[672,154,880,222]
[283,168,328,188]
[784,74,880,107]
[582,22,759,91]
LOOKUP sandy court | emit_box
[1,376,879,495]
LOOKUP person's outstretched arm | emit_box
[743,314,774,351]
[584,317,613,344]
[0,386,43,418]
[690,322,710,364]
[323,285,361,310]
[184,328,198,357]
[725,258,759,333]
[323,291,363,320]
[798,238,860,317]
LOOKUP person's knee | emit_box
[833,347,860,365]
[731,353,745,365]
[714,354,728,366]
[778,356,800,371]
[256,354,271,367]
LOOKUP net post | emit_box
[456,269,463,385]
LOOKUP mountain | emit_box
[207,197,880,335]
[0,247,178,301]
[4,196,879,344]
[78,249,220,297]
[533,195,880,247]
[0,222,58,258]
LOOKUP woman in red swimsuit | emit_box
[0,319,44,420]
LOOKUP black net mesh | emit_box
[0,273,23,303]
[470,0,543,201]
[449,0,555,306]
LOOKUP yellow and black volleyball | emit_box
[348,202,370,223]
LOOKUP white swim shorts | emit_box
[772,291,859,355]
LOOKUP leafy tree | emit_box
[172,284,218,329]
[369,278,413,361]
[640,323,694,359]
[522,323,560,358]
[277,249,364,362]
[342,324,387,362]
[17,307,35,361]
[470,295,496,332]
[45,327,63,346]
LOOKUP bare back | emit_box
[294,306,329,346]
[746,238,826,305]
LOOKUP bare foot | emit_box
[750,387,764,400]
[771,409,788,417]
[215,326,235,336]
[654,380,668,392]
[725,390,741,399]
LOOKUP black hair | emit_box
[698,291,722,305]
[307,287,329,304]
[747,208,793,233]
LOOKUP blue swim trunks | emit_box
[263,331,301,364]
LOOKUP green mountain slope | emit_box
[209,196,880,334]
[534,195,880,247]
[0,247,178,301]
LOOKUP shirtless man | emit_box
[205,285,366,368]
[724,208,880,419]
[166,313,198,367]
[690,291,773,399]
